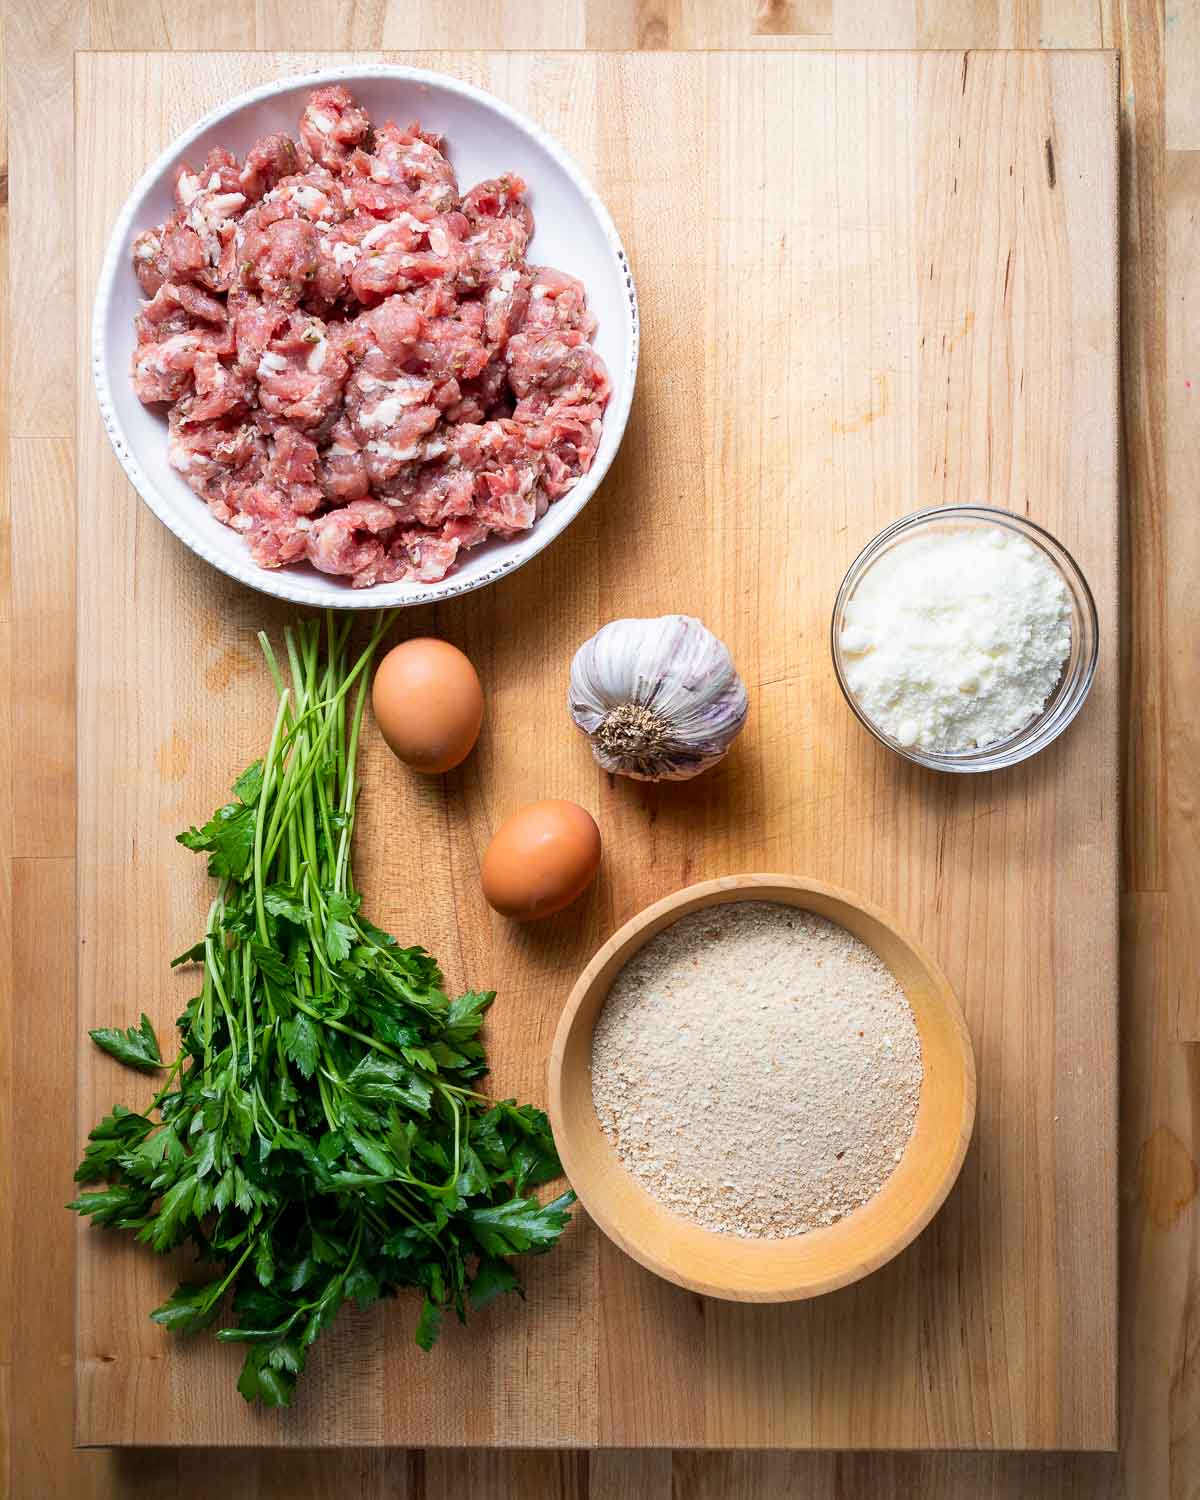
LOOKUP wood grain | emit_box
[6,0,84,437]
[1118,893,1200,1496]
[584,0,838,47]
[1167,150,1200,1037]
[86,0,256,49]
[832,1,916,45]
[0,0,11,1476]
[917,0,1117,48]
[74,47,1118,1452]
[1166,0,1200,149]
[2,0,1189,1495]
[9,440,75,856]
[752,0,834,34]
[1118,0,1168,896]
[11,859,111,1497]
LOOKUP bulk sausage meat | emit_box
[130,86,611,586]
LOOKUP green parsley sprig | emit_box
[70,612,573,1407]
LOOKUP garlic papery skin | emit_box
[568,615,749,781]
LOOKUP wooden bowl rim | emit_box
[548,872,978,1301]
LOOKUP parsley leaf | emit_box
[469,1255,522,1310]
[465,1192,576,1257]
[150,1280,226,1335]
[281,1014,321,1078]
[232,760,264,805]
[74,1105,154,1182]
[88,1014,163,1072]
[414,1295,442,1351]
[177,800,257,881]
[443,990,495,1044]
[344,1055,432,1113]
[263,885,311,925]
[150,1172,198,1250]
[66,1185,149,1227]
[250,942,291,986]
[236,1349,296,1408]
[170,941,206,968]
[323,891,357,964]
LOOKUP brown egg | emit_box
[372,638,483,775]
[481,800,602,921]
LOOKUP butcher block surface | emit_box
[74,49,1119,1450]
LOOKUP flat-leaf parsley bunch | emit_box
[70,613,573,1407]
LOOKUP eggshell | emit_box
[372,638,483,775]
[481,800,602,921]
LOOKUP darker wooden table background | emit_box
[2,1,1195,1496]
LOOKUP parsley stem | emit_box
[315,1071,338,1133]
[260,620,394,870]
[257,630,287,703]
[241,941,255,1069]
[205,929,239,1075]
[295,997,403,1062]
[254,1083,284,1136]
[383,1188,441,1243]
[335,658,372,892]
[198,893,226,1072]
[438,1083,463,1185]
[211,1236,256,1301]
[149,1051,185,1111]
[254,689,292,945]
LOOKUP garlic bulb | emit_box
[568,615,748,781]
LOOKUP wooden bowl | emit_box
[548,874,977,1301]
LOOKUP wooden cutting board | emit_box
[74,49,1119,1450]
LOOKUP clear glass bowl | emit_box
[830,506,1099,774]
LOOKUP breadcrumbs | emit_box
[590,901,923,1238]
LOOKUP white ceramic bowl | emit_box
[92,65,639,610]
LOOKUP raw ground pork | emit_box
[130,86,611,586]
